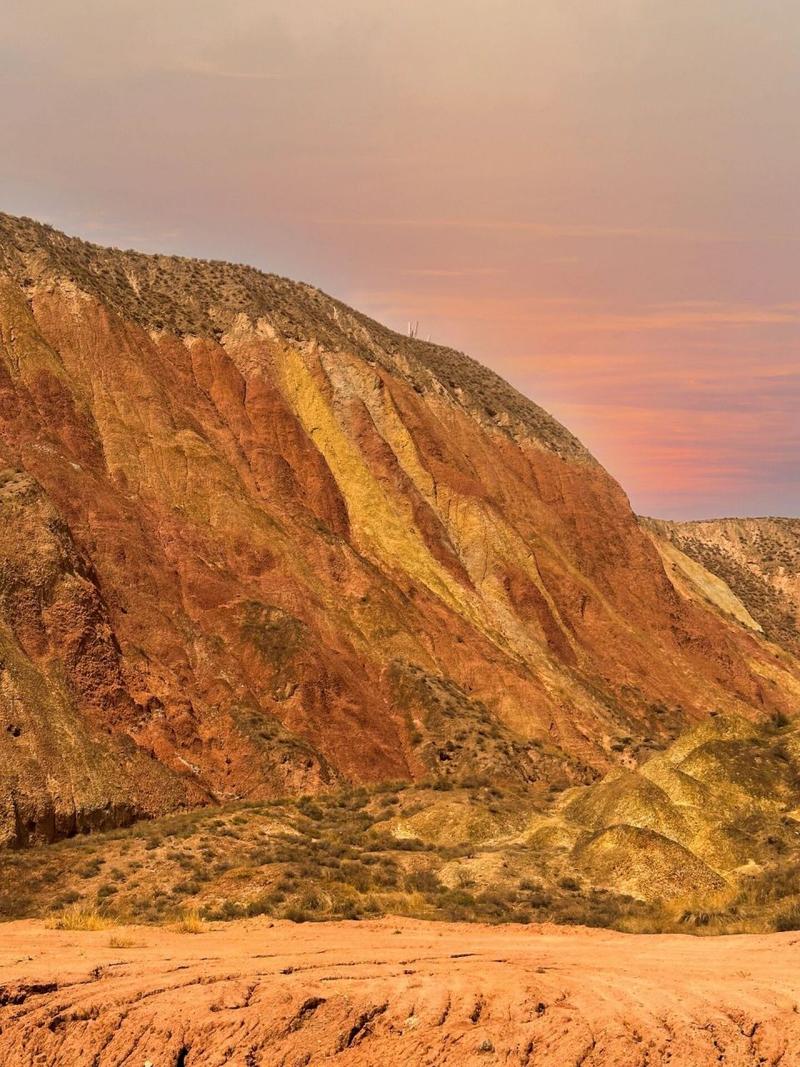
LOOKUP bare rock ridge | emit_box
[0,211,798,845]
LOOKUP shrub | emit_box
[108,934,141,948]
[405,869,441,893]
[775,904,800,931]
[55,890,81,907]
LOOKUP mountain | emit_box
[1,212,798,846]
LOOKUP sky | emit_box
[1,1,798,518]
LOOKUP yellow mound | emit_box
[563,770,692,842]
[678,739,795,807]
[383,797,527,847]
[574,825,726,901]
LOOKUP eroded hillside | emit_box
[1,212,798,844]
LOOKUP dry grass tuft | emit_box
[174,908,205,934]
[665,887,738,928]
[107,933,142,948]
[48,905,115,931]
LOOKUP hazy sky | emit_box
[2,1,798,517]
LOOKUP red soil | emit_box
[2,917,800,1065]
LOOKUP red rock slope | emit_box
[0,212,797,843]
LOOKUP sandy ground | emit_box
[1,918,800,1065]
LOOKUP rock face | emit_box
[3,917,800,1066]
[0,212,798,843]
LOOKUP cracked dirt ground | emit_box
[1,918,800,1065]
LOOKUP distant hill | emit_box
[647,517,800,655]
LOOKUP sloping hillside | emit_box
[1,212,798,844]
[5,713,800,937]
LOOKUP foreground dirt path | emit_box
[1,918,800,1066]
